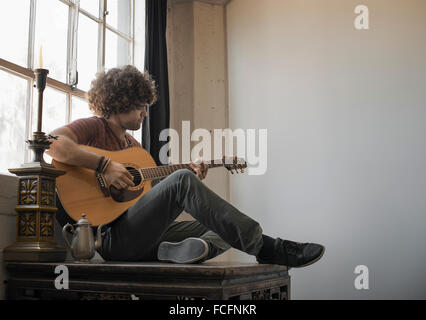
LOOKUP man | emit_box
[48,65,325,267]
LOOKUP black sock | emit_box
[257,234,276,259]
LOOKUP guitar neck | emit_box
[139,162,224,181]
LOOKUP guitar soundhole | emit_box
[126,167,142,186]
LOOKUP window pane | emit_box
[107,0,131,36]
[77,13,99,91]
[72,96,92,121]
[0,71,28,174]
[0,0,30,67]
[105,31,131,70]
[129,127,142,144]
[134,0,146,70]
[79,0,100,17]
[32,87,67,135]
[34,0,68,82]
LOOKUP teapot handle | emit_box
[94,224,104,250]
[62,223,75,253]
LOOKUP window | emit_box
[0,71,28,174]
[0,0,145,174]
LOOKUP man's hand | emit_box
[189,159,209,180]
[103,161,135,189]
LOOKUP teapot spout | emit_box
[95,224,104,250]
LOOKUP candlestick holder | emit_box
[3,68,67,262]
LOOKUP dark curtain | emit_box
[142,0,170,165]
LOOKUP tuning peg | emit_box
[238,164,244,173]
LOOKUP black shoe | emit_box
[256,238,325,268]
[157,237,209,264]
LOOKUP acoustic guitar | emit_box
[53,145,247,226]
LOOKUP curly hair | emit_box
[88,65,157,118]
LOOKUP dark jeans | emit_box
[92,169,264,261]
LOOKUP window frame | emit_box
[0,0,139,167]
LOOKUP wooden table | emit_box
[5,260,290,300]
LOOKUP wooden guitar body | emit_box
[53,145,156,226]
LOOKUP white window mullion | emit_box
[130,0,135,66]
[27,0,36,70]
[98,0,106,72]
[59,0,73,6]
[133,0,145,71]
[24,0,37,163]
[66,93,72,123]
[67,0,80,87]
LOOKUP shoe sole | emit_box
[157,238,209,264]
[294,246,326,268]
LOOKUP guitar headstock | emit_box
[222,156,247,174]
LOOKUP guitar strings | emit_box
[126,164,226,174]
[125,163,230,179]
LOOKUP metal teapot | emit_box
[62,214,104,263]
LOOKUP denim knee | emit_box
[171,168,197,183]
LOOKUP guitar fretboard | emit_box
[139,162,224,181]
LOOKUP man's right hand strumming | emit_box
[103,161,135,190]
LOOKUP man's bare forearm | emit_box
[47,129,134,189]
[47,134,101,171]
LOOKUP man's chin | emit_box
[130,123,142,131]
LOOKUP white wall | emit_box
[226,0,426,299]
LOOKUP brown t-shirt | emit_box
[65,116,141,150]
[56,116,142,227]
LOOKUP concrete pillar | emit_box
[167,0,229,203]
[167,1,233,264]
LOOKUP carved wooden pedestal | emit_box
[3,134,67,262]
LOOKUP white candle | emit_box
[39,45,43,69]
